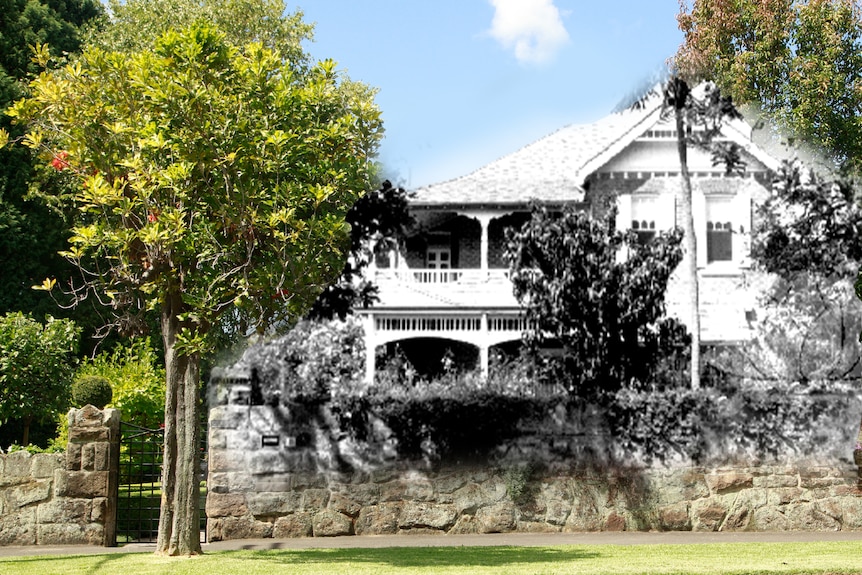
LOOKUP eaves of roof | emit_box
[412,98,664,208]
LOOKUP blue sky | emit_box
[296,1,685,188]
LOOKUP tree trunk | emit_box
[156,288,202,556]
[675,106,702,390]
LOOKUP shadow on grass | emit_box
[219,546,600,568]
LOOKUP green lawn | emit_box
[3,541,862,575]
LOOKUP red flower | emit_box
[50,151,70,171]
[147,212,158,223]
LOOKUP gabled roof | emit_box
[412,87,781,208]
[412,101,663,207]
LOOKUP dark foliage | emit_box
[505,203,686,395]
[307,180,413,320]
[753,161,862,280]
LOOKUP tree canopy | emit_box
[676,0,862,175]
[7,20,382,554]
[505,204,688,395]
[0,312,79,446]
[0,0,102,328]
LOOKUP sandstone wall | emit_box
[0,406,119,546]
[207,404,862,540]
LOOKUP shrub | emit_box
[333,361,560,462]
[71,375,113,409]
[75,339,165,428]
[607,380,861,464]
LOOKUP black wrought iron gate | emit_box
[117,421,208,544]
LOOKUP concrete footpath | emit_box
[2,531,862,557]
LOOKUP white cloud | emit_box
[488,0,570,65]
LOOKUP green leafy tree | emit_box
[0,0,102,327]
[676,0,862,175]
[0,312,79,446]
[7,23,381,555]
[88,0,312,66]
[505,204,687,396]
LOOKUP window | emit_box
[426,247,451,269]
[707,221,732,262]
[631,195,660,244]
[705,197,733,263]
[631,219,656,245]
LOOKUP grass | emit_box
[2,541,862,575]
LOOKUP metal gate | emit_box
[117,421,208,544]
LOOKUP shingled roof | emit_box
[411,100,663,208]
[411,85,780,208]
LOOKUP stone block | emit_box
[300,489,331,512]
[81,444,95,471]
[37,498,89,524]
[786,502,840,531]
[0,510,36,545]
[448,514,479,535]
[91,497,108,522]
[753,474,798,489]
[247,491,302,516]
[274,513,313,538]
[249,450,294,475]
[836,496,862,529]
[68,426,109,442]
[66,442,82,471]
[72,405,103,427]
[750,507,790,531]
[329,492,361,518]
[91,443,111,471]
[705,472,753,494]
[399,502,458,531]
[313,509,353,537]
[476,502,516,533]
[208,406,252,430]
[516,520,561,533]
[379,480,408,502]
[800,476,843,489]
[58,471,108,498]
[603,512,626,532]
[209,449,246,473]
[355,503,402,535]
[37,523,104,546]
[452,483,487,514]
[691,499,727,531]
[539,482,572,526]
[435,473,469,494]
[651,469,709,505]
[206,492,248,518]
[5,451,33,477]
[658,503,691,531]
[31,453,63,479]
[343,483,381,506]
[767,488,804,506]
[210,472,253,493]
[10,479,52,508]
[208,516,273,541]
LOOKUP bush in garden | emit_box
[607,380,861,464]
[332,356,560,462]
[75,338,165,428]
[242,318,365,406]
[71,375,113,409]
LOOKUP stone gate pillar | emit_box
[65,406,121,546]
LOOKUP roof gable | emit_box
[413,90,780,208]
